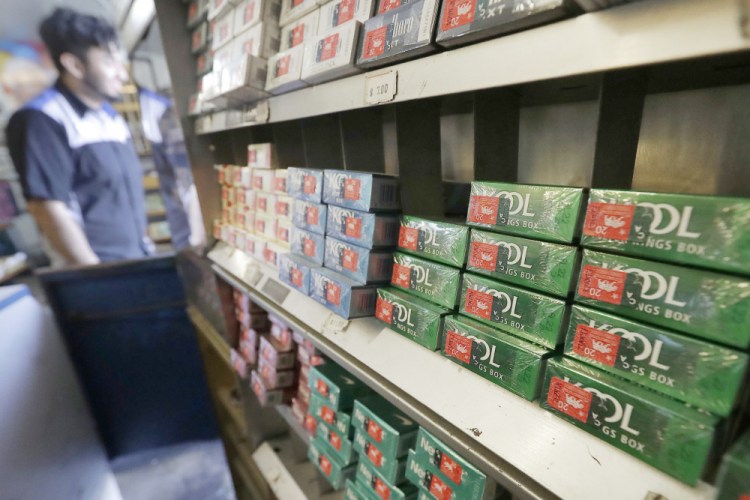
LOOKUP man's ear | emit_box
[59,52,85,79]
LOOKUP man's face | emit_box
[81,42,129,101]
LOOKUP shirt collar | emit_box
[54,79,119,119]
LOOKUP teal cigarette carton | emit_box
[309,362,372,411]
[351,395,418,458]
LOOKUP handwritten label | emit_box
[365,70,398,105]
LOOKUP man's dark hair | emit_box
[39,8,119,73]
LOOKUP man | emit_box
[7,8,152,265]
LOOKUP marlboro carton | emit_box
[376,287,451,350]
[576,250,750,349]
[467,230,579,298]
[326,236,393,284]
[459,273,567,349]
[466,182,586,244]
[540,356,718,485]
[564,305,748,416]
[581,189,750,276]
[323,169,400,212]
[391,252,461,309]
[441,315,550,401]
[398,217,469,268]
[326,205,400,249]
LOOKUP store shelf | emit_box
[196,0,750,134]
[275,405,311,447]
[188,304,232,368]
[208,241,716,500]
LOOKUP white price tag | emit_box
[244,262,260,285]
[364,70,398,105]
[322,313,350,335]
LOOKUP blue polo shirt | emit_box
[7,81,150,262]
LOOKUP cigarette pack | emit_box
[351,395,418,458]
[266,46,309,94]
[288,167,325,202]
[309,362,372,411]
[310,267,379,318]
[325,236,393,284]
[326,205,400,249]
[318,0,375,33]
[391,252,461,309]
[280,10,320,50]
[291,226,326,264]
[247,143,273,168]
[398,217,468,268]
[309,437,358,490]
[301,21,362,84]
[323,169,400,212]
[292,199,328,235]
[278,253,317,295]
[375,287,450,350]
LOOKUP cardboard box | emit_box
[280,10,320,50]
[255,192,276,216]
[301,21,362,84]
[467,182,586,244]
[576,249,750,349]
[211,10,235,51]
[309,363,372,411]
[391,252,461,309]
[356,0,440,69]
[219,55,270,102]
[323,169,400,212]
[356,458,418,500]
[564,305,748,416]
[279,253,317,295]
[276,219,293,247]
[262,241,286,268]
[317,419,358,465]
[233,0,282,35]
[375,287,450,350]
[540,357,719,485]
[274,169,289,194]
[233,20,281,59]
[352,395,418,458]
[436,0,575,48]
[259,334,296,369]
[326,205,400,249]
[352,429,407,483]
[581,189,750,276]
[441,315,550,401]
[231,348,249,378]
[318,0,375,33]
[467,230,579,298]
[251,370,295,405]
[280,0,319,26]
[406,449,461,500]
[310,267,379,318]
[254,213,275,240]
[459,273,567,349]
[310,392,353,437]
[247,143,273,168]
[716,430,750,500]
[258,356,296,388]
[291,226,326,264]
[292,199,328,235]
[288,167,325,202]
[398,216,469,268]
[253,168,275,193]
[325,236,393,284]
[266,46,309,95]
[275,195,293,219]
[309,437,358,490]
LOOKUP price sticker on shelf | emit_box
[322,313,350,336]
[244,262,261,285]
[364,70,397,105]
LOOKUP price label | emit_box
[323,313,350,335]
[244,262,261,285]
[364,70,397,105]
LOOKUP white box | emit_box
[252,168,275,192]
[211,10,235,51]
[221,55,270,102]
[301,21,361,84]
[280,0,319,26]
[255,213,276,240]
[317,0,373,34]
[279,9,319,50]
[233,21,281,59]
[208,0,237,19]
[265,45,309,94]
[276,219,293,248]
[233,0,282,34]
[188,0,209,28]
[274,169,288,194]
[256,192,277,216]
[248,143,273,168]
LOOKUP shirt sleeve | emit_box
[6,109,75,202]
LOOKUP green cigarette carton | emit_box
[309,437,357,490]
[352,395,418,459]
[564,305,748,416]
[391,252,461,309]
[540,356,719,485]
[575,250,750,349]
[309,363,372,411]
[310,393,353,438]
[441,315,550,401]
[317,421,357,466]
[352,428,407,484]
[406,449,474,500]
[376,287,451,350]
[413,427,488,498]
[356,458,418,500]
[459,273,567,349]
[466,182,586,243]
[716,430,750,500]
[581,189,750,276]
[467,230,579,298]
[345,478,369,500]
[398,216,469,268]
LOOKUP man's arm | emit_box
[27,199,100,265]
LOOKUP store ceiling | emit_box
[1,0,116,42]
